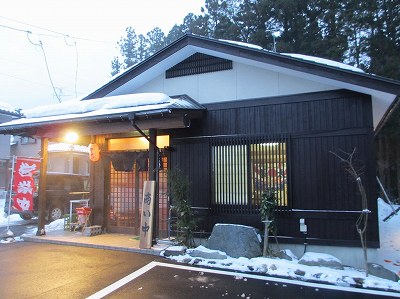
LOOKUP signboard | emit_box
[139,181,155,249]
[12,157,41,211]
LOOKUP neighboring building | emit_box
[47,143,89,176]
[10,136,41,158]
[375,99,400,202]
[0,103,20,191]
[0,35,399,267]
[10,137,89,176]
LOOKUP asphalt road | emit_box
[0,242,159,299]
[0,242,398,299]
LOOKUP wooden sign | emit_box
[139,181,155,249]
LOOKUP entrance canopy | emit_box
[0,93,205,139]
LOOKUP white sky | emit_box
[0,0,205,110]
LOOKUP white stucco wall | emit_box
[134,61,338,104]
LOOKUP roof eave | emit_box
[83,34,400,99]
[0,107,205,137]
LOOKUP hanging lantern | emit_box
[88,143,100,162]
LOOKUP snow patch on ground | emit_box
[299,252,342,264]
[163,245,400,293]
[376,198,400,275]
[164,198,400,293]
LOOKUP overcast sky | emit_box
[0,0,204,110]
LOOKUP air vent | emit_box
[166,53,232,78]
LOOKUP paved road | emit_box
[0,242,158,299]
[0,242,398,299]
[94,262,400,299]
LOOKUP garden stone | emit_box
[162,246,187,257]
[188,246,228,260]
[207,223,262,258]
[368,263,400,282]
[298,252,344,270]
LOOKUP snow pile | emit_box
[163,246,400,293]
[376,198,400,275]
[0,196,26,227]
[21,219,65,236]
[163,198,400,293]
[23,93,171,118]
[44,219,65,231]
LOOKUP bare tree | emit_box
[330,148,370,276]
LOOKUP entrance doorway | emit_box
[106,136,170,237]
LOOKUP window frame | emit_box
[211,135,290,213]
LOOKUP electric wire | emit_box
[0,23,60,38]
[27,32,61,103]
[0,15,114,44]
[0,72,82,96]
[0,20,84,102]
[64,36,79,97]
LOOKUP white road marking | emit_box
[86,262,158,299]
[87,261,400,298]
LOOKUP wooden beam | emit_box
[36,122,134,139]
[148,129,158,242]
[35,116,190,139]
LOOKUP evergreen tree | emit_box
[165,24,187,45]
[118,27,140,68]
[368,0,400,79]
[110,0,399,81]
[147,27,166,55]
[110,57,122,76]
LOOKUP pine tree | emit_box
[146,28,166,55]
[110,57,122,76]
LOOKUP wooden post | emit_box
[36,137,48,236]
[139,181,155,249]
[148,129,158,242]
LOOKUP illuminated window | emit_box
[212,139,288,208]
[251,142,287,206]
[212,144,248,205]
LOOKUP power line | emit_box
[0,72,84,95]
[26,32,61,102]
[64,36,79,97]
[0,15,114,44]
[0,20,86,102]
[0,23,60,38]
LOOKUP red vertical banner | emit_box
[12,158,41,212]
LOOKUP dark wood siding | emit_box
[169,89,379,247]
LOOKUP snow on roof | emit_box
[48,143,89,153]
[218,38,364,74]
[282,53,364,73]
[219,39,264,51]
[0,93,201,130]
[0,101,18,115]
[24,93,171,118]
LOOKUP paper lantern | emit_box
[88,143,100,162]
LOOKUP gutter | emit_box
[374,95,400,136]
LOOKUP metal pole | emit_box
[262,218,272,257]
[6,155,16,232]
[37,138,48,236]
[376,176,396,213]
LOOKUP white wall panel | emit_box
[133,61,337,104]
